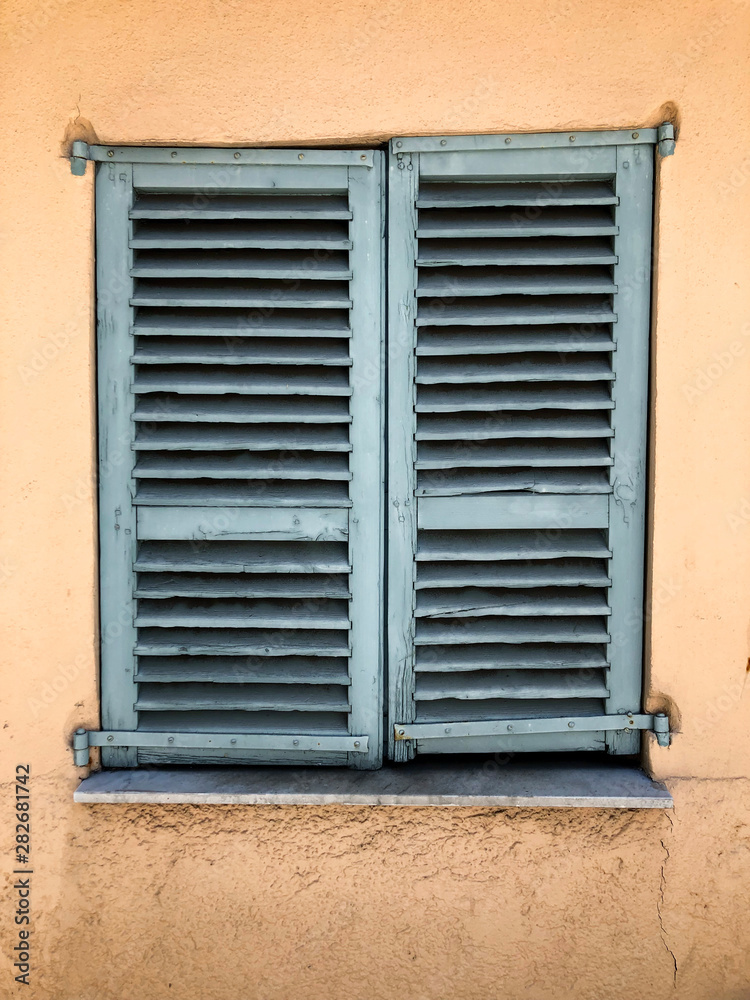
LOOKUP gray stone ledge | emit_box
[75,760,673,808]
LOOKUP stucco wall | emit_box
[2,0,750,997]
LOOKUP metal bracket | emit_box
[70,141,90,176]
[73,729,369,766]
[394,713,671,747]
[70,144,374,168]
[657,122,676,157]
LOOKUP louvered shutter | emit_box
[96,148,383,768]
[388,132,654,759]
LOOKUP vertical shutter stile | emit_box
[388,134,654,756]
[97,149,384,767]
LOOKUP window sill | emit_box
[74,759,672,808]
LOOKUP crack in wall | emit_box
[658,812,677,988]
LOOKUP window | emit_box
[79,130,663,770]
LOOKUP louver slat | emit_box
[133,452,351,480]
[389,139,652,757]
[416,670,609,701]
[135,655,351,684]
[417,266,616,297]
[133,424,352,451]
[417,207,618,238]
[416,326,616,355]
[131,338,351,365]
[133,308,352,338]
[133,366,352,395]
[130,193,353,220]
[131,219,352,250]
[418,236,618,267]
[135,598,351,629]
[130,248,352,280]
[97,154,383,766]
[416,181,618,208]
[130,279,352,309]
[133,395,352,423]
[135,684,352,713]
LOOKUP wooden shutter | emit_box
[96,148,383,768]
[388,132,654,759]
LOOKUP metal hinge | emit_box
[394,713,671,747]
[73,729,369,765]
[70,141,90,176]
[657,123,676,158]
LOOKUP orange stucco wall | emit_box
[2,1,750,997]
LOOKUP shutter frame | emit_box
[97,161,139,767]
[96,148,384,768]
[387,131,656,757]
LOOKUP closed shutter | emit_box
[388,132,654,759]
[96,148,383,768]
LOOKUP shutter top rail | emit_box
[70,142,377,171]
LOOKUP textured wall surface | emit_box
[1,0,750,997]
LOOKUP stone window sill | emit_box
[74,758,672,808]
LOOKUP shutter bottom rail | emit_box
[394,713,670,746]
[73,729,369,766]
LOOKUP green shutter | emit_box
[387,131,655,757]
[96,148,384,768]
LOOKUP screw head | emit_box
[106,150,114,157]
[353,741,360,748]
[360,154,367,161]
[106,734,114,742]
[293,739,299,746]
[632,131,639,139]
[298,153,304,160]
[569,135,576,142]
[234,152,241,159]
[504,137,511,144]
[167,736,174,743]
[230,738,237,744]
[396,141,403,148]
[507,724,514,732]
[440,139,447,146]
[444,727,451,734]
[568,721,575,729]
[398,729,405,736]
[171,151,177,158]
